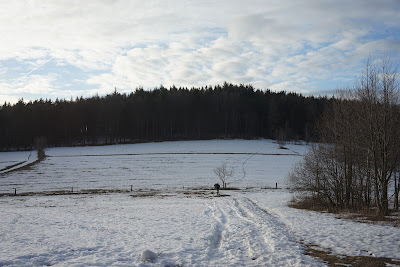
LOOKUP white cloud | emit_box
[13,75,57,95]
[0,0,399,103]
[87,36,267,92]
[0,94,19,104]
[0,74,59,102]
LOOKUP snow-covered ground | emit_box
[0,140,399,266]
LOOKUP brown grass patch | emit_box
[81,189,126,194]
[131,191,162,198]
[288,198,328,212]
[305,243,400,267]
[289,198,400,226]
[0,187,232,199]
[221,187,240,191]
[337,212,400,227]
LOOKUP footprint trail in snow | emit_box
[203,195,317,266]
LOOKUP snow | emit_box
[45,139,308,157]
[0,139,399,266]
[0,140,304,194]
[141,250,158,262]
[248,190,400,259]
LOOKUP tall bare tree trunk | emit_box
[395,170,399,211]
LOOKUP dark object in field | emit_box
[214,183,221,195]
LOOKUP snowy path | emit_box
[203,196,318,266]
[0,151,37,174]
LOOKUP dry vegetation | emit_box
[289,197,400,226]
[304,243,400,267]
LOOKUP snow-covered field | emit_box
[0,140,306,194]
[0,140,399,266]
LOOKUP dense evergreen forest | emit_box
[0,83,331,151]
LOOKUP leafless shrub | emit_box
[214,162,234,189]
[288,56,400,215]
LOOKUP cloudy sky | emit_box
[1,0,399,104]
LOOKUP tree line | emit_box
[288,57,400,215]
[0,83,330,151]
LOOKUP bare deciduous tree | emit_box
[288,56,400,215]
[354,56,400,215]
[214,162,234,189]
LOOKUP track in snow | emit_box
[204,196,313,266]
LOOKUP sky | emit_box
[0,0,399,104]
